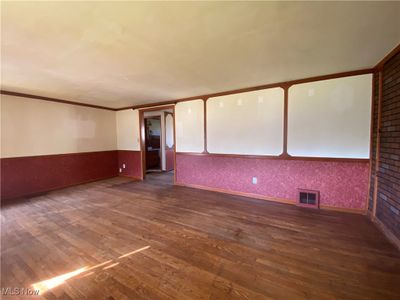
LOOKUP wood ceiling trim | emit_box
[374,43,400,70]
[0,90,118,111]
[117,68,375,111]
[0,67,380,112]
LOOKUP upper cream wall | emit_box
[175,100,204,153]
[288,74,372,158]
[116,109,140,151]
[207,88,284,155]
[1,95,117,158]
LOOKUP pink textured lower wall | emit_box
[117,150,142,178]
[176,154,370,210]
[1,151,119,200]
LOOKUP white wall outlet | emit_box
[123,164,126,169]
[252,177,258,184]
[119,168,122,173]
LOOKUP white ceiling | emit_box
[1,1,399,109]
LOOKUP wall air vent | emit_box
[297,189,320,209]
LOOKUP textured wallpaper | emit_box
[176,154,369,210]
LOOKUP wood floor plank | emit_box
[1,173,400,299]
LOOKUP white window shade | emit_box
[175,100,204,152]
[207,88,284,155]
[165,114,174,148]
[288,74,372,158]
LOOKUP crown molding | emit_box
[0,90,117,111]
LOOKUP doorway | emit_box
[140,106,175,181]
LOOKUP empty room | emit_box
[1,1,400,299]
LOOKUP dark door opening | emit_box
[144,116,161,172]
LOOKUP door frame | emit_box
[139,105,175,181]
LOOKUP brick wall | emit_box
[374,51,400,239]
[369,73,379,211]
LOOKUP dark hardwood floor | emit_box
[1,173,400,300]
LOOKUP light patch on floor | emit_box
[31,245,150,295]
